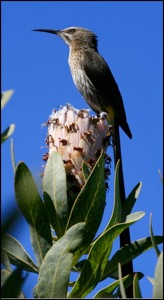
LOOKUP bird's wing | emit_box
[82,50,127,124]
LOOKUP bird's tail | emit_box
[120,120,132,139]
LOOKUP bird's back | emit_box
[69,47,132,139]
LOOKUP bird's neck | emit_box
[70,39,98,52]
[68,44,98,66]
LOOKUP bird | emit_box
[33,27,132,143]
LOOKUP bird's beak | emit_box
[32,29,60,35]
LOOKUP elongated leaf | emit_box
[94,275,124,298]
[153,251,163,298]
[69,211,144,298]
[102,235,163,281]
[33,284,39,298]
[1,249,12,272]
[133,273,142,298]
[43,191,62,237]
[38,222,86,298]
[2,233,38,273]
[1,268,27,298]
[1,269,11,286]
[1,124,15,143]
[11,138,16,172]
[82,161,91,180]
[66,151,106,245]
[94,272,143,298]
[104,160,122,231]
[147,276,154,285]
[122,182,142,218]
[116,272,143,298]
[118,263,127,298]
[43,152,68,236]
[1,89,14,109]
[150,213,160,257]
[14,162,52,265]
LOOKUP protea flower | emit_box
[43,104,111,204]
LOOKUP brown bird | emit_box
[33,27,132,142]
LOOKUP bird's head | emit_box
[33,27,98,50]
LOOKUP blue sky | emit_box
[2,1,163,298]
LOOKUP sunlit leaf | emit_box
[1,124,15,143]
[43,191,62,237]
[10,138,16,172]
[153,251,163,298]
[82,161,91,180]
[94,272,143,298]
[66,151,106,246]
[149,213,160,257]
[122,182,142,219]
[38,222,86,298]
[147,276,154,285]
[133,273,142,298]
[2,233,38,273]
[1,249,12,272]
[102,235,163,281]
[69,211,144,298]
[104,160,122,231]
[14,162,52,265]
[118,263,127,298]
[1,89,14,109]
[43,152,68,236]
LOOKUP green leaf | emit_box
[118,263,127,298]
[43,191,62,237]
[82,161,91,180]
[10,138,16,172]
[1,269,11,286]
[1,124,15,143]
[69,212,144,298]
[94,272,143,298]
[42,152,68,236]
[2,233,38,273]
[153,251,163,298]
[104,160,122,231]
[1,89,14,109]
[122,182,142,219]
[14,162,52,265]
[1,268,27,298]
[150,213,160,257]
[133,273,142,298]
[66,151,106,246]
[33,284,39,298]
[94,276,122,298]
[116,272,143,298]
[1,249,12,272]
[102,235,163,281]
[37,222,86,298]
[147,276,154,285]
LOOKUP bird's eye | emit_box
[69,28,76,34]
